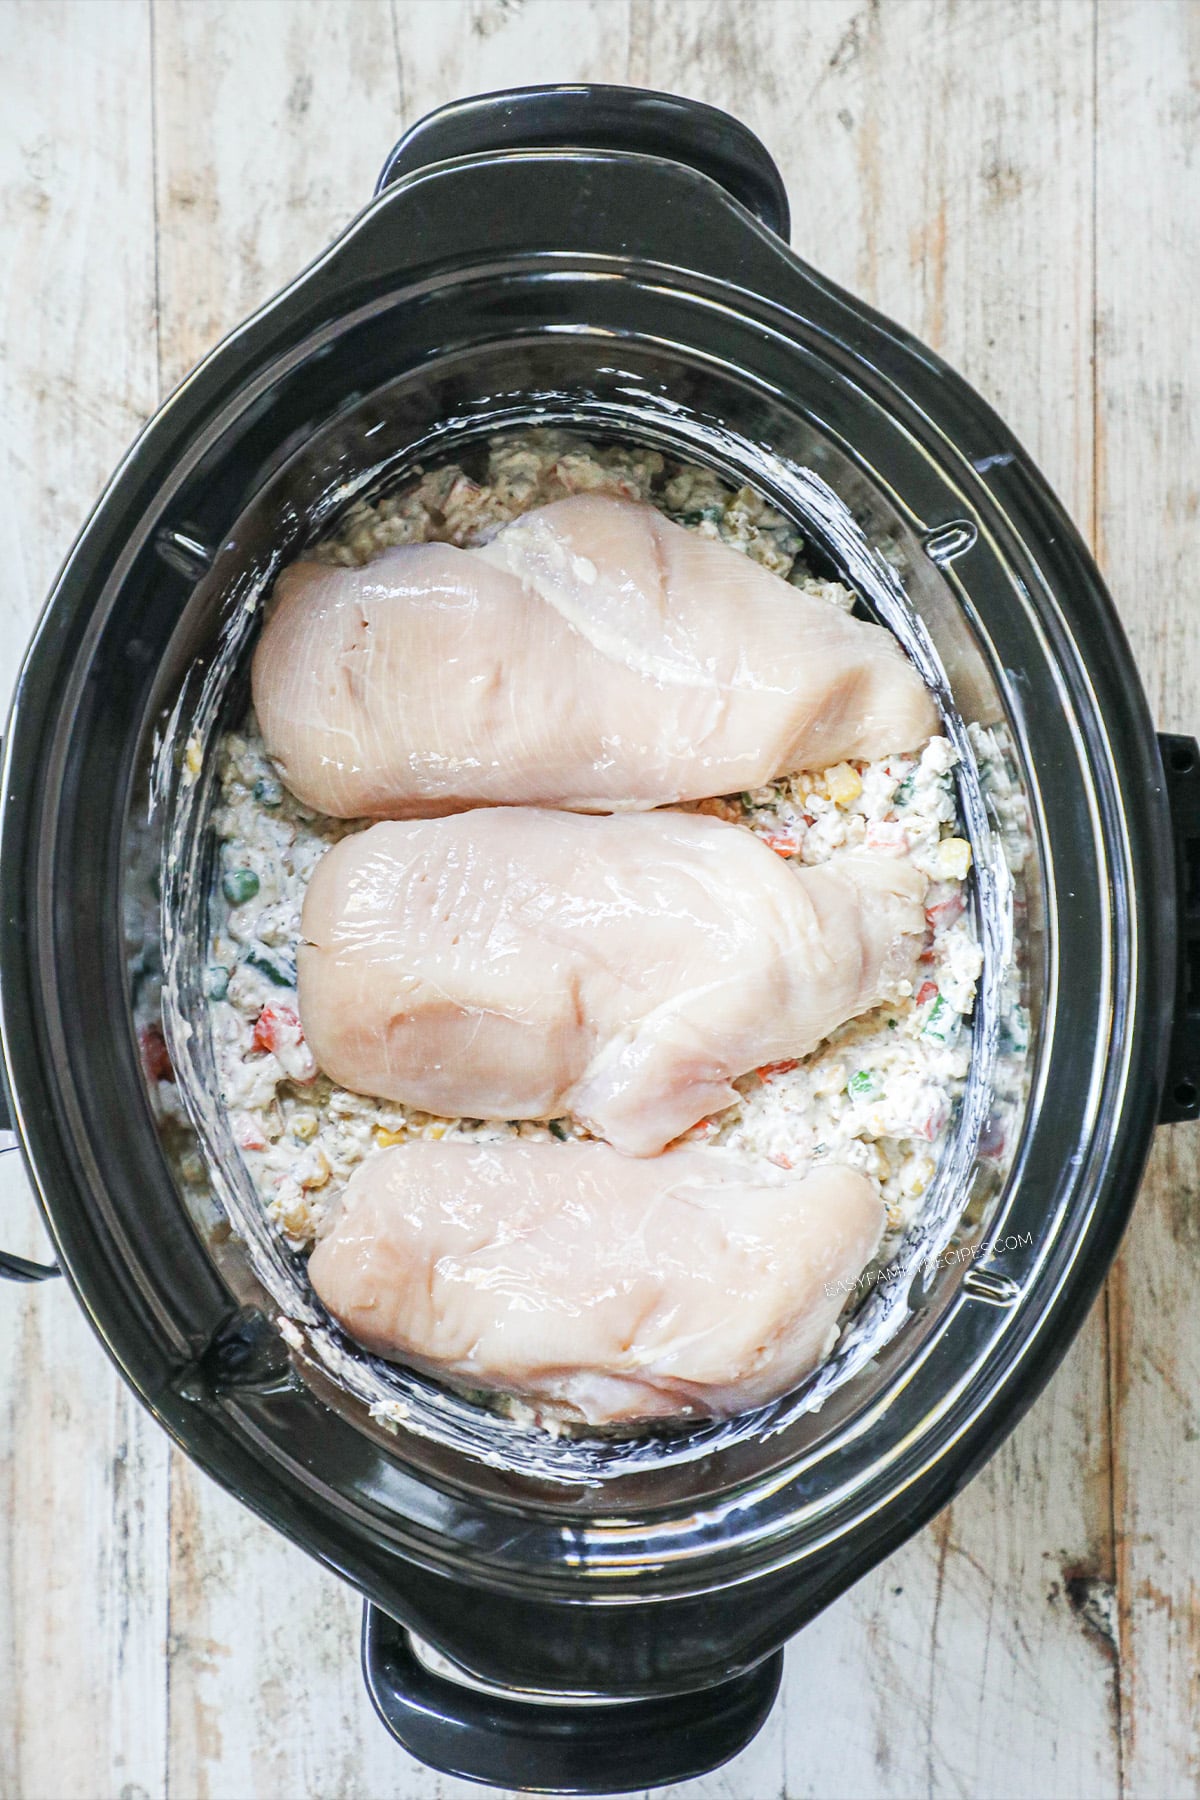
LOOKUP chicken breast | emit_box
[298,809,927,1157]
[252,494,938,818]
[307,1139,883,1423]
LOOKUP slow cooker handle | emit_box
[375,84,791,240]
[361,1603,783,1792]
[1160,733,1200,1123]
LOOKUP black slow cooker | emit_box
[3,86,1198,1795]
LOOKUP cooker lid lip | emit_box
[0,158,1175,1597]
[374,83,793,241]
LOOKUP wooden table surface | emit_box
[2,2,1197,1795]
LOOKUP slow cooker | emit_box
[2,85,1197,1794]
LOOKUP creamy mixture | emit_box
[189,432,981,1268]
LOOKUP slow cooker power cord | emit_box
[0,1126,59,1283]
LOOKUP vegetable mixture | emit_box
[180,432,983,1265]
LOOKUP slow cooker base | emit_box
[1,80,1185,1798]
[361,1604,783,1794]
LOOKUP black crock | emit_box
[2,86,1197,1794]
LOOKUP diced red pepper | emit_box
[252,1002,302,1056]
[926,894,966,931]
[234,1112,268,1152]
[916,980,939,1007]
[758,1059,799,1080]
[138,1022,174,1084]
[769,1151,794,1170]
[912,1094,950,1141]
[761,832,800,859]
[865,821,909,854]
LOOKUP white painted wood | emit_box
[0,5,170,1800]
[1094,6,1200,1797]
[148,8,456,1798]
[1,1,1196,1794]
[393,0,632,114]
[0,0,160,713]
[629,5,1118,1796]
[151,0,405,394]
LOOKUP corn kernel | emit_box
[813,1062,846,1098]
[291,1111,318,1142]
[826,761,863,806]
[269,1197,297,1232]
[269,1180,312,1237]
[937,836,973,881]
[426,1123,446,1141]
[903,1154,935,1196]
[374,1125,406,1149]
[297,1145,330,1189]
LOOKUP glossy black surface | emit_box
[0,1066,58,1281]
[1159,733,1200,1122]
[0,1248,60,1284]
[0,84,1182,1787]
[375,83,791,237]
[362,1606,782,1794]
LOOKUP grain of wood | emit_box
[149,10,461,1796]
[0,0,161,712]
[394,0,632,112]
[0,5,169,1800]
[1095,5,1200,1796]
[2,1,1197,1795]
[629,5,1118,1793]
[152,0,405,395]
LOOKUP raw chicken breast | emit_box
[307,1139,883,1424]
[252,493,938,818]
[298,809,927,1157]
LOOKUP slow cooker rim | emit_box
[146,370,1111,1492]
[0,408,1165,1605]
[0,148,1175,1607]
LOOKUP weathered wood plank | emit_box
[394,0,632,115]
[629,0,1096,528]
[152,0,405,397]
[152,6,481,1796]
[1095,6,1200,1796]
[629,4,1118,1795]
[147,5,699,1796]
[0,5,169,1799]
[0,0,161,708]
[10,0,1199,1793]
